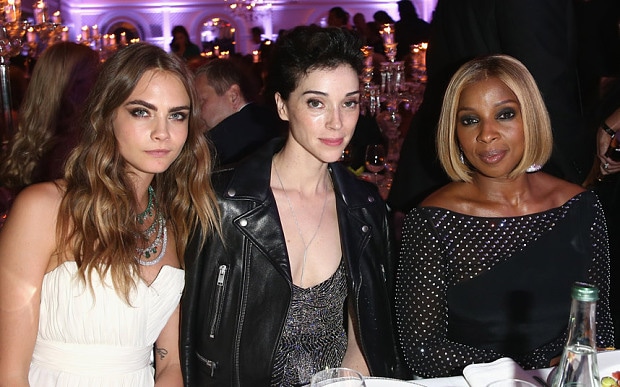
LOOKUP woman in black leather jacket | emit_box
[181,25,401,386]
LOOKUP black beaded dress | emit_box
[395,191,614,378]
[270,261,348,386]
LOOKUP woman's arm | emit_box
[154,304,183,386]
[587,197,615,347]
[0,183,59,386]
[341,308,370,376]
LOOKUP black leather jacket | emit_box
[181,139,400,386]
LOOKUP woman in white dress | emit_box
[0,43,219,386]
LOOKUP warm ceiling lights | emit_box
[225,0,272,21]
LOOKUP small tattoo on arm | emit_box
[155,346,169,360]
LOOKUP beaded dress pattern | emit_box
[395,191,614,378]
[270,261,348,386]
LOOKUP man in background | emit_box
[195,57,284,165]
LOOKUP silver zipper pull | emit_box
[217,265,227,286]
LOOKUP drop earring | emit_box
[526,164,542,173]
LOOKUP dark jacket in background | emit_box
[207,102,283,166]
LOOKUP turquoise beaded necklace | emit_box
[135,186,167,266]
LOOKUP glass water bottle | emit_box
[552,282,600,387]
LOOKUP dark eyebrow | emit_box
[170,105,191,112]
[125,99,156,110]
[301,90,361,97]
[125,99,190,112]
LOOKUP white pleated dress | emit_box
[28,261,184,386]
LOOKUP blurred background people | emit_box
[394,0,430,61]
[250,26,264,51]
[373,10,396,26]
[327,6,352,29]
[250,26,272,53]
[0,42,100,226]
[352,12,384,55]
[0,65,28,145]
[170,25,201,61]
[395,55,614,378]
[195,56,283,166]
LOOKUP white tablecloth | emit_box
[388,350,620,387]
[410,367,552,387]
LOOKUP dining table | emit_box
[358,349,620,387]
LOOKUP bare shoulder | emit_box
[2,181,64,249]
[9,181,64,221]
[419,182,468,210]
[15,181,64,204]
[0,181,65,278]
[531,173,585,206]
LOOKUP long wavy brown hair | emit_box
[0,42,100,190]
[57,43,219,301]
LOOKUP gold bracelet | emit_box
[602,122,615,138]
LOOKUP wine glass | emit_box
[365,144,386,185]
[310,367,366,387]
[339,144,352,167]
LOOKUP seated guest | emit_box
[0,42,100,227]
[395,54,614,378]
[0,42,220,385]
[394,0,430,61]
[170,25,201,61]
[327,6,351,29]
[195,57,283,165]
[181,25,400,386]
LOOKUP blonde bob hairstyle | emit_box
[436,54,553,183]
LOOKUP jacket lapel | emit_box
[222,139,292,282]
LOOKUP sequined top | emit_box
[270,262,348,386]
[395,191,614,378]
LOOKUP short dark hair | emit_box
[266,25,363,101]
[398,0,419,19]
[171,25,191,41]
[195,57,260,102]
[329,6,349,25]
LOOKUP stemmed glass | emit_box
[310,367,366,387]
[339,144,352,167]
[365,144,386,185]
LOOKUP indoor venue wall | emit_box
[12,0,439,55]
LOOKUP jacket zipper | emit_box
[196,352,218,377]
[209,264,227,338]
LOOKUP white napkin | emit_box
[463,358,539,387]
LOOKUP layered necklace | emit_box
[273,160,328,287]
[135,186,168,266]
